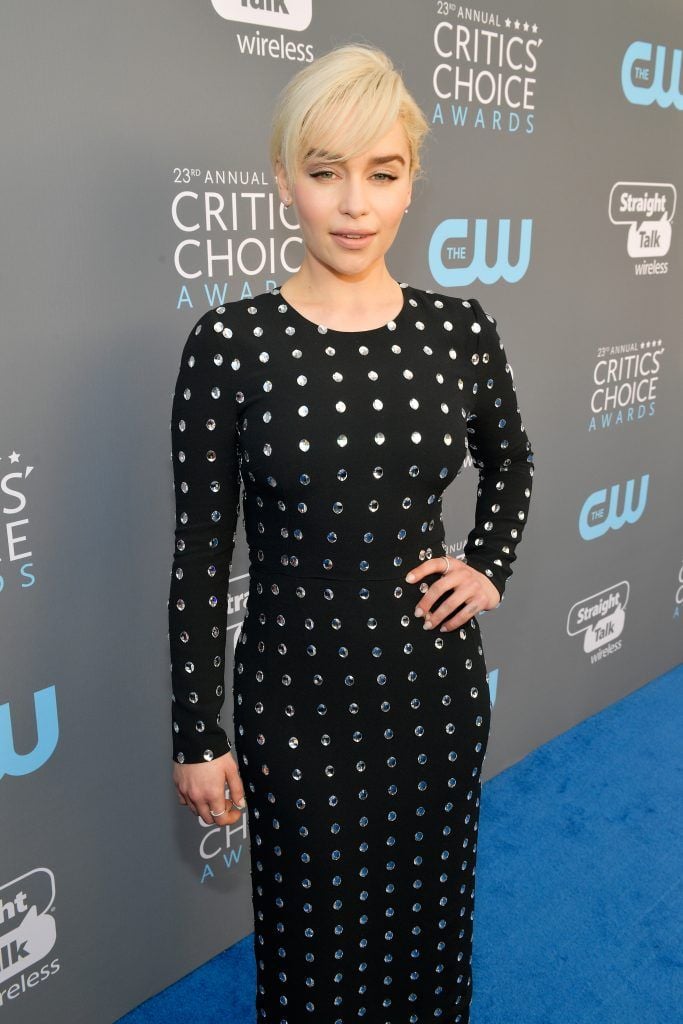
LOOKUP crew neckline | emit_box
[270,281,411,336]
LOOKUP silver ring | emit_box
[210,800,234,817]
[441,555,451,575]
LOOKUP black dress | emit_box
[168,282,534,1024]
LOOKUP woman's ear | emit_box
[274,159,291,206]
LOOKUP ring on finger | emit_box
[210,799,234,817]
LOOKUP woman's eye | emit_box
[309,170,398,181]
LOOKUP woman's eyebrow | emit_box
[367,154,405,166]
[305,150,405,166]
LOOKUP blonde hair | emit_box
[269,43,431,191]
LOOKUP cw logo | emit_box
[429,218,532,287]
[621,41,683,109]
[0,686,59,779]
[579,474,649,540]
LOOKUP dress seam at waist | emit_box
[248,565,419,583]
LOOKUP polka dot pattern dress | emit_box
[168,283,535,1023]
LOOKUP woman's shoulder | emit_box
[185,289,277,340]
[206,289,273,322]
[407,283,497,330]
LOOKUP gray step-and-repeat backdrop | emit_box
[2,2,682,1022]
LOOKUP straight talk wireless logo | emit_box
[0,869,60,999]
[211,0,315,61]
[675,559,683,621]
[567,583,629,661]
[608,181,676,276]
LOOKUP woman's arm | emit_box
[461,297,535,602]
[168,309,241,764]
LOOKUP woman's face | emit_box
[278,118,413,278]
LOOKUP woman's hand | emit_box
[405,556,501,632]
[173,751,247,826]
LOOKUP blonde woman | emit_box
[169,42,535,1024]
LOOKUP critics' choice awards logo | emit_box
[197,807,248,885]
[1,451,35,595]
[0,869,60,994]
[171,171,303,305]
[432,12,543,134]
[588,334,665,432]
[609,182,676,276]
[621,40,683,109]
[567,582,628,661]
[429,216,532,286]
[578,474,649,541]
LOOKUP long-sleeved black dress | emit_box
[168,282,534,1024]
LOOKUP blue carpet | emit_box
[118,662,682,1024]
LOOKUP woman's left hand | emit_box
[405,556,501,632]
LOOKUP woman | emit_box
[169,43,535,1024]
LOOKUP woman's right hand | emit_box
[173,751,247,825]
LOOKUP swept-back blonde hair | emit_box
[270,43,431,191]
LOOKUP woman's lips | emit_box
[331,232,376,249]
